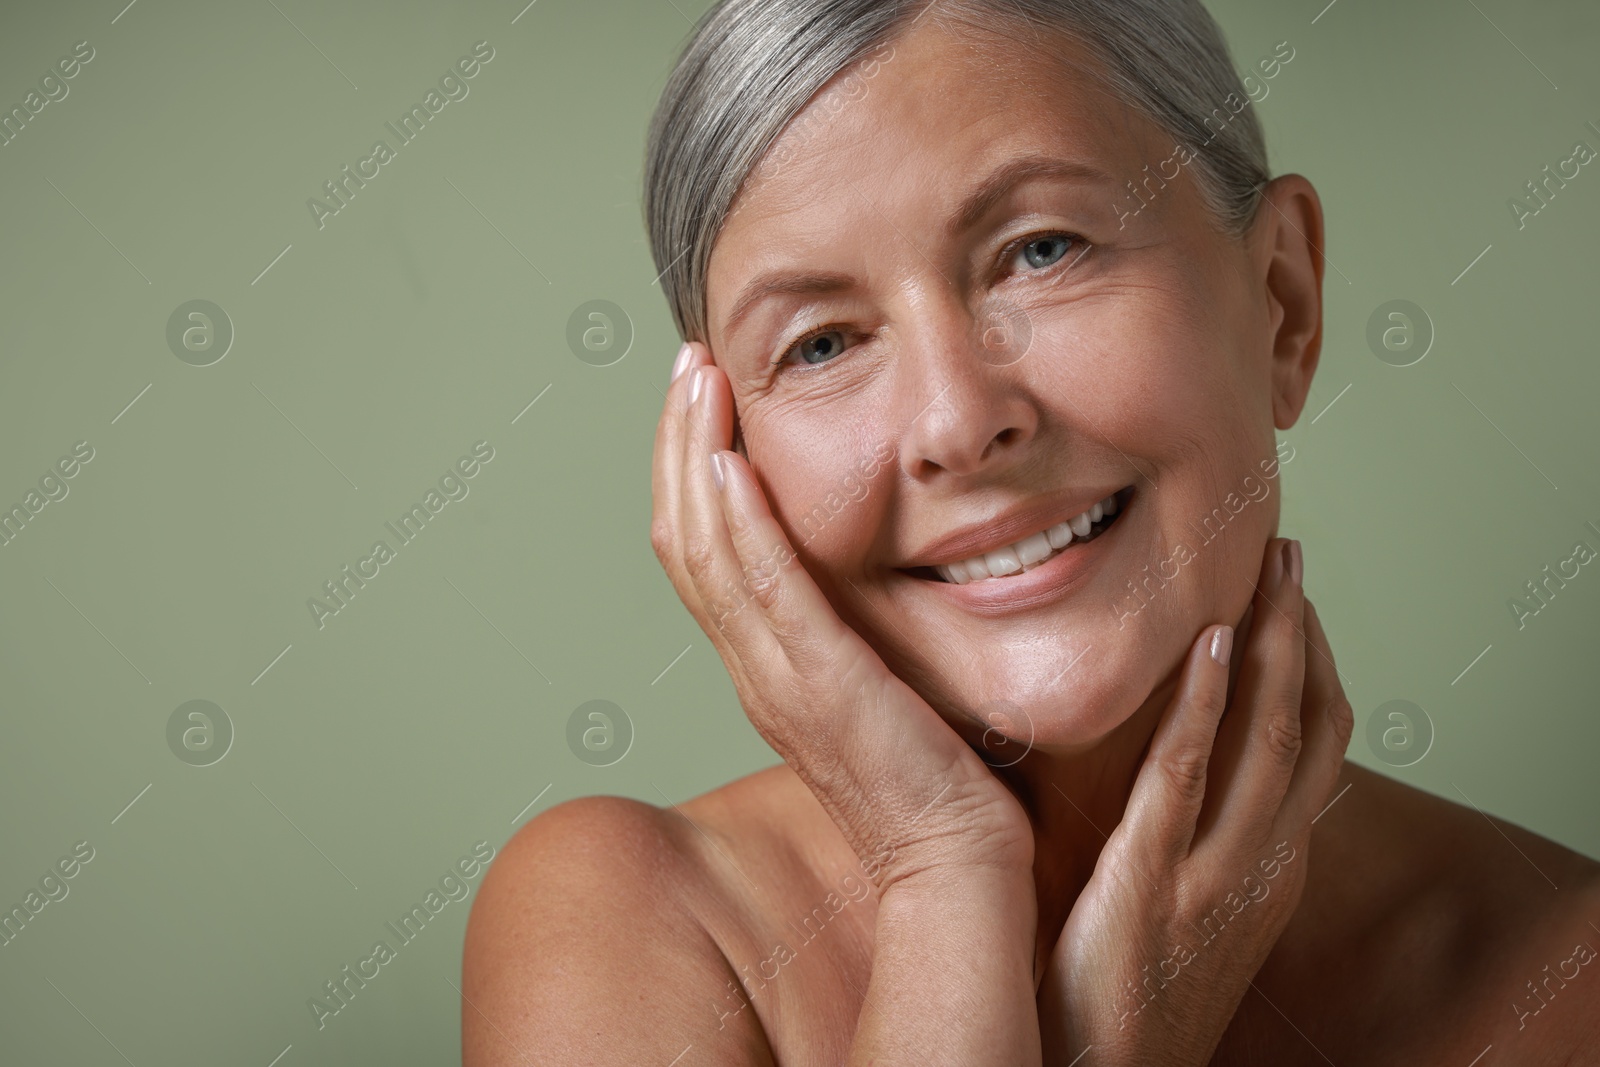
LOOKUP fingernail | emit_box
[709,451,725,491]
[1269,539,1287,588]
[689,366,705,406]
[1210,625,1233,666]
[1284,539,1302,588]
[670,343,693,383]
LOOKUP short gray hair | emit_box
[644,0,1271,344]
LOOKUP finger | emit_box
[1198,537,1306,854]
[1273,597,1354,835]
[675,363,874,717]
[649,341,706,574]
[656,343,743,640]
[677,361,759,649]
[1120,623,1233,867]
[708,424,873,682]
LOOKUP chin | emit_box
[934,632,1181,760]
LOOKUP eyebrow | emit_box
[723,271,857,342]
[947,154,1116,237]
[721,154,1116,340]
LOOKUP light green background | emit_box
[1,0,1597,1063]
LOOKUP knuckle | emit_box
[705,572,750,624]
[743,558,784,613]
[1327,693,1356,747]
[1169,865,1206,914]
[1157,745,1210,804]
[772,615,828,679]
[703,594,740,634]
[1262,705,1303,764]
[816,637,892,716]
[744,542,802,618]
[1195,676,1228,723]
[680,535,717,584]
[649,517,675,566]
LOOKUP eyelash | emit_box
[770,229,1090,370]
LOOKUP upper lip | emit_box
[901,486,1128,568]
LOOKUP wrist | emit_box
[850,863,1043,1066]
[877,862,1038,949]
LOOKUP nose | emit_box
[895,296,1039,481]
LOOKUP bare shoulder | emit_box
[1271,763,1600,1063]
[1464,841,1600,1064]
[461,786,782,1066]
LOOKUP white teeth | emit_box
[930,493,1122,584]
[1015,531,1054,566]
[983,546,1022,577]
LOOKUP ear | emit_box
[1250,175,1325,430]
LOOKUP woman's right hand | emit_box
[650,340,1035,894]
[653,340,1047,1063]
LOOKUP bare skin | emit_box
[462,13,1600,1065]
[467,762,1600,1064]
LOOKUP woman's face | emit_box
[702,17,1322,749]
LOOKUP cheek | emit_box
[1045,290,1274,490]
[1030,291,1203,411]
[1030,293,1277,637]
[752,420,893,578]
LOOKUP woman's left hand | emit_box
[1037,538,1354,1066]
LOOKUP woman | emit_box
[462,1,1600,1062]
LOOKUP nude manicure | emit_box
[1210,625,1233,666]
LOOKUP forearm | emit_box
[848,866,1042,1066]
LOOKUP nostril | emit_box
[981,426,1024,460]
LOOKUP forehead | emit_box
[705,15,1166,332]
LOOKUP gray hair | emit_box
[644,0,1271,344]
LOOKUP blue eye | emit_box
[1015,234,1075,270]
[779,326,850,368]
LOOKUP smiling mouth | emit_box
[903,486,1135,584]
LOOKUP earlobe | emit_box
[1257,175,1326,431]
